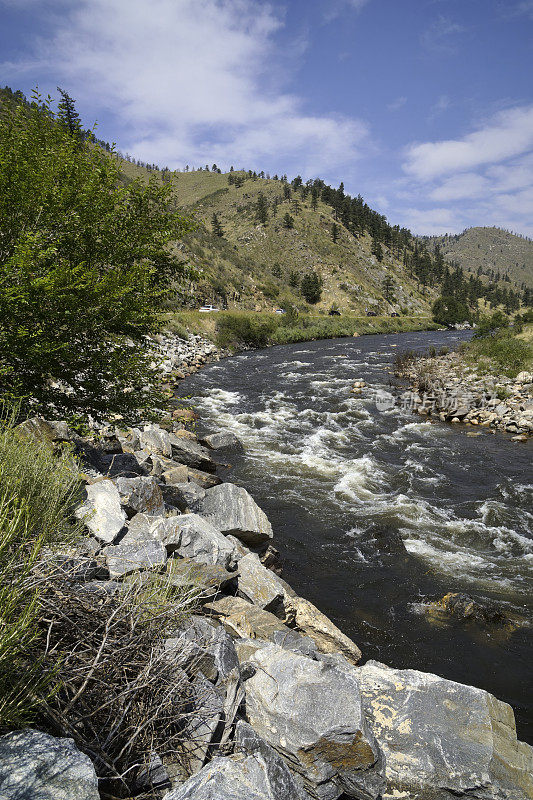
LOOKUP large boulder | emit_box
[201,431,243,450]
[166,615,240,684]
[161,481,206,512]
[197,483,273,546]
[162,749,305,800]
[153,514,238,569]
[286,596,362,665]
[244,644,381,800]
[164,557,237,598]
[169,435,217,473]
[0,729,99,800]
[140,424,173,457]
[237,553,288,618]
[234,721,308,799]
[105,538,167,578]
[16,417,71,444]
[115,476,165,517]
[75,479,126,544]
[359,660,533,800]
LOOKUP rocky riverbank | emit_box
[396,349,533,439]
[1,410,532,800]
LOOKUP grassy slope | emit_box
[422,227,533,290]
[120,162,436,316]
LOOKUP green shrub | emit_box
[216,312,278,348]
[466,333,531,377]
[0,414,82,729]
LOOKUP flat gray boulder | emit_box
[161,481,206,512]
[201,431,243,450]
[0,729,99,800]
[105,538,167,578]
[198,483,273,545]
[75,480,126,544]
[359,660,533,799]
[204,596,291,642]
[234,721,308,800]
[115,476,165,517]
[244,643,381,800]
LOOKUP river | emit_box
[177,329,533,742]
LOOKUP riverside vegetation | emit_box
[0,88,532,799]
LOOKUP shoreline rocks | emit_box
[10,410,533,799]
[396,351,533,438]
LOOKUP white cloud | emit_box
[403,105,533,180]
[396,106,533,237]
[1,0,370,175]
[387,96,407,112]
[420,15,466,54]
[323,0,370,23]
[427,94,450,122]
[398,207,462,236]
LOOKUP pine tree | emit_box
[282,213,294,230]
[56,87,82,137]
[331,223,339,243]
[311,187,318,211]
[255,193,269,224]
[382,275,395,303]
[371,239,383,262]
[301,272,323,304]
[212,213,224,237]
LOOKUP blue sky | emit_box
[1,0,532,235]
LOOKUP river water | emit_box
[177,330,533,742]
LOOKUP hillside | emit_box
[422,227,533,290]
[119,161,436,315]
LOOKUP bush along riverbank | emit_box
[1,411,532,800]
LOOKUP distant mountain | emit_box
[421,227,533,290]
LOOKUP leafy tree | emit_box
[282,213,294,230]
[0,91,193,420]
[301,271,323,304]
[331,223,339,243]
[431,296,471,327]
[211,212,224,237]
[255,192,269,224]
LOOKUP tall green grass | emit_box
[463,333,532,378]
[0,414,82,729]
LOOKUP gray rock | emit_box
[75,480,126,544]
[169,435,217,473]
[234,721,308,800]
[161,464,189,485]
[201,431,243,450]
[0,729,99,800]
[182,673,224,775]
[156,514,237,568]
[115,476,165,517]
[237,553,288,618]
[198,483,273,546]
[244,644,380,800]
[359,660,533,799]
[161,481,206,512]
[15,417,71,444]
[166,615,240,683]
[140,424,173,457]
[163,754,296,800]
[105,538,167,578]
[100,451,147,478]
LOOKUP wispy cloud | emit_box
[428,94,450,122]
[387,96,407,112]
[0,0,370,176]
[323,0,370,23]
[498,0,533,20]
[420,15,466,54]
